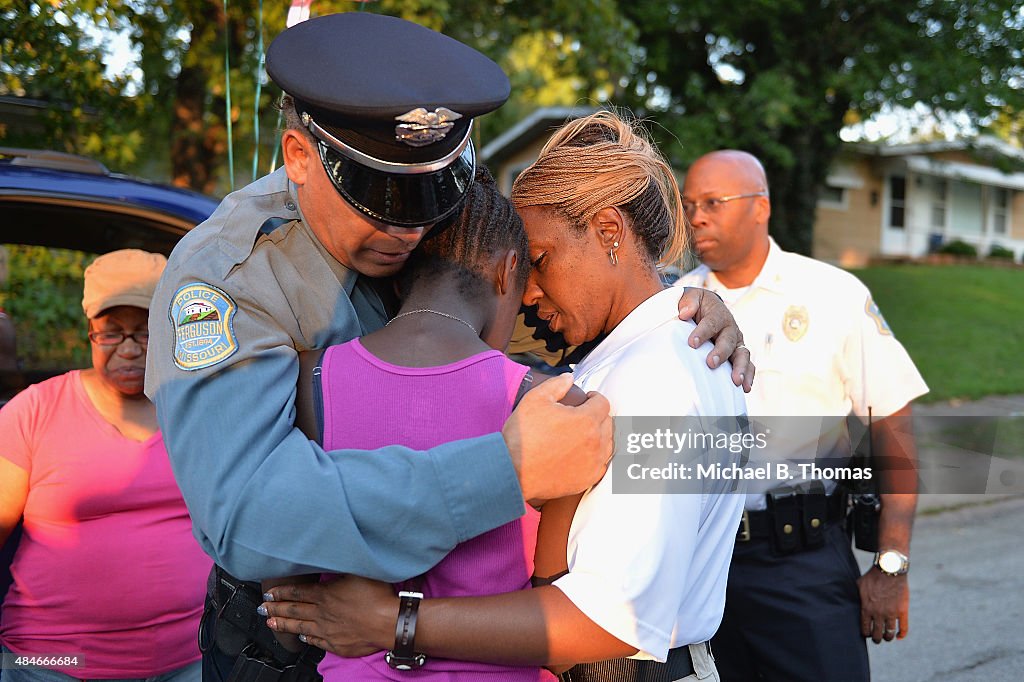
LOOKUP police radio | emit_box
[850,407,881,552]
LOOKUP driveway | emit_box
[861,496,1024,681]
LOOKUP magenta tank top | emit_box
[318,339,553,681]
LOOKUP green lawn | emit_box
[848,264,1024,403]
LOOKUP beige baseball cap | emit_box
[82,249,167,319]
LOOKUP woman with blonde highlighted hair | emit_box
[511,110,690,346]
[263,111,747,682]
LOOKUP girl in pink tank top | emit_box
[284,168,575,681]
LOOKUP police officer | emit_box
[145,13,751,681]
[677,150,928,681]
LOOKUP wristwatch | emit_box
[874,549,910,576]
[385,591,427,670]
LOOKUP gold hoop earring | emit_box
[609,241,619,266]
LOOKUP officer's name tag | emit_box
[170,283,239,370]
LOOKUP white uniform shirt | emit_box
[675,238,929,509]
[553,287,747,661]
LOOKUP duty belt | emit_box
[202,565,325,682]
[559,641,710,681]
[737,492,846,544]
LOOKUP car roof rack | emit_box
[0,147,109,175]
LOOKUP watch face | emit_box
[878,551,905,573]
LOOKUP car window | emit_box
[0,150,218,401]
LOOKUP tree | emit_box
[619,0,1024,254]
[0,2,144,170]
[390,0,633,141]
[991,106,1024,149]
[1,1,629,194]
[0,0,628,371]
[4,0,1021,253]
[2,0,326,193]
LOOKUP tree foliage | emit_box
[0,246,94,369]
[1,1,629,194]
[0,2,143,169]
[3,0,300,192]
[619,0,1024,253]
[2,0,1022,249]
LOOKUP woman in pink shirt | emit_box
[0,249,210,681]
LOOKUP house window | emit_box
[889,176,906,229]
[950,180,984,236]
[992,188,1009,235]
[817,183,846,209]
[931,178,947,229]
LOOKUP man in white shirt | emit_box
[676,150,928,682]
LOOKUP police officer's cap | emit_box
[266,12,510,227]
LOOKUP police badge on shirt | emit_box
[783,305,809,342]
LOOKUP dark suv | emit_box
[0,148,219,401]
[0,147,218,254]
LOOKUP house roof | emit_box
[481,106,1024,191]
[903,155,1024,190]
[479,106,599,166]
[844,136,1024,190]
[847,135,1024,163]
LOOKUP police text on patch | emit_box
[170,283,239,371]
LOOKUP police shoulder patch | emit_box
[170,283,239,370]
[865,296,893,336]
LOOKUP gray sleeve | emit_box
[147,266,525,582]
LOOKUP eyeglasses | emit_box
[682,192,768,220]
[88,331,150,347]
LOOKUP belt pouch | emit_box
[801,494,827,549]
[767,493,801,555]
[200,566,252,657]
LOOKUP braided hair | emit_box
[398,166,530,299]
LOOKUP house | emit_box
[481,107,1024,265]
[481,106,601,198]
[816,138,1024,265]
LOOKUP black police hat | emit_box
[266,12,510,227]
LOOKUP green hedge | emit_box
[987,244,1016,261]
[0,246,94,370]
[937,239,978,257]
